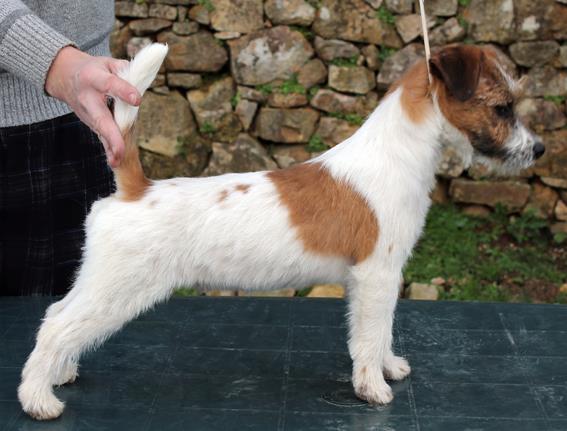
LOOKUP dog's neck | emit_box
[318,84,445,205]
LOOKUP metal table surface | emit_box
[1,297,567,430]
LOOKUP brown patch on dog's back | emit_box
[268,163,378,264]
[235,184,251,193]
[218,189,229,203]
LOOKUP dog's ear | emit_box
[429,45,483,102]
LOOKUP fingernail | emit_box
[130,93,139,104]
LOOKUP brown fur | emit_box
[113,127,151,201]
[431,45,517,158]
[268,163,379,264]
[395,61,433,124]
[235,184,251,193]
[218,189,229,203]
[395,45,519,157]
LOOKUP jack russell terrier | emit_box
[19,43,544,420]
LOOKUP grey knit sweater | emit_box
[0,0,114,127]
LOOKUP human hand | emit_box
[45,46,141,167]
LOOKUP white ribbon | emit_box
[418,0,432,85]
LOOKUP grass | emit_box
[256,83,273,95]
[305,134,329,152]
[174,287,199,297]
[230,92,240,109]
[279,74,306,95]
[308,85,321,100]
[290,26,314,41]
[376,6,395,26]
[330,56,359,67]
[197,0,215,12]
[458,0,471,6]
[256,75,306,96]
[378,47,397,62]
[544,95,566,105]
[328,112,365,126]
[199,121,216,136]
[457,16,469,31]
[404,204,566,303]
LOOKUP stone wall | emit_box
[111,0,567,239]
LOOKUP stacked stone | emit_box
[112,0,567,298]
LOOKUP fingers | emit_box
[108,59,129,75]
[92,69,141,107]
[84,94,125,167]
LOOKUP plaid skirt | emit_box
[0,114,115,296]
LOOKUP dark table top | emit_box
[1,297,567,431]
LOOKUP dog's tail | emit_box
[113,43,168,201]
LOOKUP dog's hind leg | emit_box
[347,263,405,405]
[41,281,90,387]
[18,259,173,420]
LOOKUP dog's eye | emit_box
[494,103,513,119]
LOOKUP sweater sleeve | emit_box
[0,0,76,89]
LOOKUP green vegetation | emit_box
[305,134,329,152]
[376,6,395,26]
[230,92,241,109]
[256,83,273,95]
[290,26,314,41]
[279,74,306,95]
[256,75,306,96]
[458,0,471,6]
[308,85,321,99]
[378,47,397,62]
[197,0,215,12]
[330,56,359,67]
[544,95,566,105]
[457,16,469,31]
[555,232,567,245]
[404,204,566,303]
[305,0,321,9]
[329,112,365,125]
[174,287,199,297]
[199,121,217,136]
[175,136,190,157]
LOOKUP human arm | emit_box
[0,0,141,166]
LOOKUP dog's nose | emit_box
[533,141,545,160]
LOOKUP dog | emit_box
[18,43,544,420]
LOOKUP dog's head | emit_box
[430,45,544,172]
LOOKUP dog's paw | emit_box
[354,381,394,405]
[54,364,78,386]
[383,355,411,381]
[18,382,65,420]
[352,365,394,405]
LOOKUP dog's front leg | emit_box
[347,266,407,404]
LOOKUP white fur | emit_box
[114,43,168,132]
[18,47,539,419]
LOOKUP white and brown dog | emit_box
[19,43,544,420]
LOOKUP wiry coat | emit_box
[18,43,543,420]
